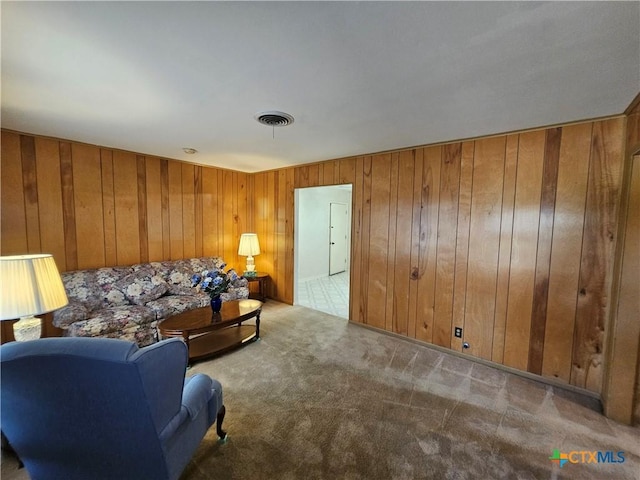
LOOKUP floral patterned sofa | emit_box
[52,257,249,346]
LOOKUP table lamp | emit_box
[0,254,68,343]
[238,233,260,277]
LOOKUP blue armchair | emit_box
[1,337,227,480]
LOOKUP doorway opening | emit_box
[294,184,352,319]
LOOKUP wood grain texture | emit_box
[528,127,562,374]
[464,136,505,360]
[20,135,41,252]
[181,164,196,259]
[541,123,592,382]
[145,157,164,262]
[415,146,441,343]
[72,143,106,269]
[112,151,140,266]
[392,150,416,335]
[1,131,28,255]
[492,135,519,363]
[408,149,425,339]
[350,157,365,323]
[359,157,373,325]
[35,137,66,270]
[604,154,640,424]
[100,150,117,266]
[385,153,399,332]
[572,118,624,392]
[503,131,545,369]
[59,142,78,270]
[433,143,462,348]
[451,142,474,353]
[137,156,149,263]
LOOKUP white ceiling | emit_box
[2,1,639,173]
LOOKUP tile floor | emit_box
[296,271,349,319]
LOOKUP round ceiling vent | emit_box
[254,111,294,127]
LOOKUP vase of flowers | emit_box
[191,265,239,314]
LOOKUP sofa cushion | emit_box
[115,267,169,306]
[52,301,89,328]
[66,305,156,337]
[95,267,133,308]
[166,262,198,296]
[60,270,103,312]
[147,294,209,320]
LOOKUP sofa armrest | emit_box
[52,301,89,328]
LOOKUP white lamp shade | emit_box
[0,254,69,320]
[238,233,261,256]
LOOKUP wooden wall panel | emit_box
[145,157,164,262]
[384,153,399,332]
[1,131,28,255]
[366,155,391,330]
[503,131,545,369]
[181,164,196,259]
[59,142,78,270]
[100,150,117,266]
[407,149,424,339]
[415,146,441,344]
[464,137,505,360]
[1,132,248,276]
[492,135,518,363]
[392,151,415,335]
[136,156,149,263]
[350,157,365,323]
[34,138,66,271]
[20,136,41,252]
[572,118,624,392]
[450,142,474,353]
[433,143,462,348]
[72,144,106,269]
[542,123,592,381]
[112,151,140,266]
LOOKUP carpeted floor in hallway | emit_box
[2,301,639,479]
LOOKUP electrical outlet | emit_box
[454,327,463,338]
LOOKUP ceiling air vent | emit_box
[254,111,294,127]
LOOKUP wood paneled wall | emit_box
[1,114,631,404]
[253,118,626,394]
[1,131,250,272]
[602,96,640,425]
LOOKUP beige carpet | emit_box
[2,301,639,479]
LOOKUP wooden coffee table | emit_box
[158,299,262,362]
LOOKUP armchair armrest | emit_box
[158,374,214,442]
[182,374,214,419]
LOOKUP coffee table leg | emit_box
[182,332,192,366]
[255,312,260,339]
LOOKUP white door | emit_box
[329,202,348,275]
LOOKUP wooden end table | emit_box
[243,272,270,302]
[158,299,262,363]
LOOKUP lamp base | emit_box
[243,270,257,278]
